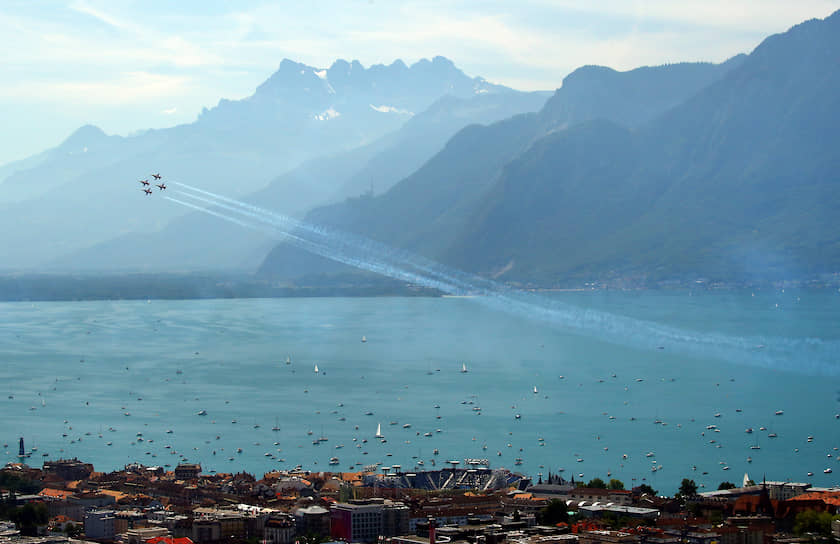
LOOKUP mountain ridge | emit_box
[259,10,840,285]
[0,55,530,271]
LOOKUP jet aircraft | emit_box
[139,179,150,186]
[143,188,153,195]
[152,173,162,180]
[156,183,166,190]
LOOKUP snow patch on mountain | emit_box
[369,104,413,115]
[315,108,341,121]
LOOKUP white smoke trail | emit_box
[172,182,480,295]
[165,186,840,376]
[166,194,460,294]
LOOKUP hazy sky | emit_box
[2,0,838,166]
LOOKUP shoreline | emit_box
[0,272,837,303]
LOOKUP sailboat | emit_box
[314,364,319,374]
[460,363,468,373]
[361,336,367,343]
[272,417,281,432]
[533,386,539,394]
[375,423,384,438]
[285,356,291,365]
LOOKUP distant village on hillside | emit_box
[1,458,839,544]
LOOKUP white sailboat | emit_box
[375,423,384,438]
[314,364,319,374]
[460,363,468,373]
[361,336,367,343]
[285,356,291,365]
[533,386,539,394]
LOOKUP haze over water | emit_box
[2,289,839,494]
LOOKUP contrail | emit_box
[172,182,480,294]
[165,184,840,376]
[166,193,461,294]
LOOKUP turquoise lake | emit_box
[1,289,839,494]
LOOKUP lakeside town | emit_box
[2,458,839,544]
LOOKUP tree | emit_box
[634,483,657,496]
[678,479,698,498]
[793,510,838,536]
[587,478,606,489]
[297,532,329,544]
[65,523,82,538]
[538,499,569,525]
[10,502,48,536]
[607,479,625,490]
[718,481,736,490]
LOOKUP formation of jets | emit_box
[139,174,165,195]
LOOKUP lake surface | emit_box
[1,289,839,494]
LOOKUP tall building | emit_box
[264,514,296,544]
[330,499,409,543]
[294,505,330,538]
[85,510,116,540]
[174,464,202,480]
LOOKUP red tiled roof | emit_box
[789,491,840,506]
[147,537,193,544]
[39,488,74,500]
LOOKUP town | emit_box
[1,458,838,544]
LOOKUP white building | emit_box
[84,510,116,540]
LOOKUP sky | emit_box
[1,0,839,166]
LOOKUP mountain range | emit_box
[4,10,839,288]
[0,56,544,271]
[259,11,840,285]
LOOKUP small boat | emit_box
[361,336,367,343]
[533,386,538,394]
[824,468,833,474]
[403,423,411,428]
[460,363,468,373]
[775,410,784,416]
[285,356,291,365]
[197,410,207,416]
[375,423,384,438]
[314,364,319,374]
[329,457,340,465]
